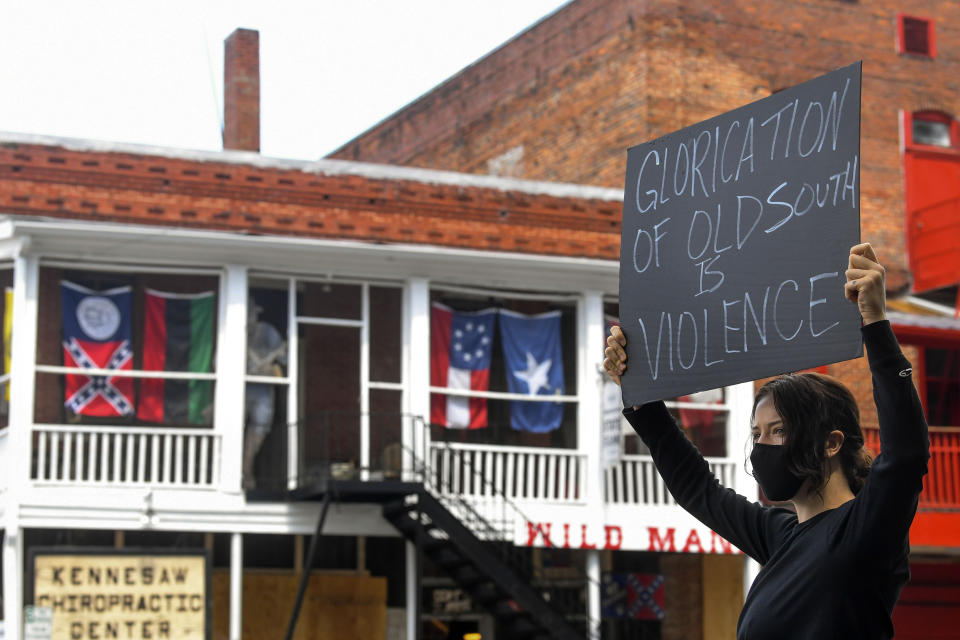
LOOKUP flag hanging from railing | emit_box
[430,303,496,429]
[601,573,666,620]
[137,289,215,425]
[499,309,564,432]
[61,281,134,417]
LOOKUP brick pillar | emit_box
[223,28,260,152]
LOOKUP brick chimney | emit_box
[222,28,260,152]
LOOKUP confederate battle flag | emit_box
[61,281,134,417]
[602,573,666,621]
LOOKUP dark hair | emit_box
[752,372,873,496]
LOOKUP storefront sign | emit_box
[27,549,210,640]
[517,519,739,554]
[619,62,863,406]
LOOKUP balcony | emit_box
[29,424,221,488]
[864,426,960,510]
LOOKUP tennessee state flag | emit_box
[430,304,496,429]
[61,281,134,417]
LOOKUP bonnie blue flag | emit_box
[499,309,564,432]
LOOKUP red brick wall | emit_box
[0,143,621,261]
[332,0,960,291]
[332,0,960,432]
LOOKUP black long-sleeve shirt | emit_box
[623,321,929,639]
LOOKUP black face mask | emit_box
[750,443,805,501]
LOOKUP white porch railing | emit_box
[0,427,8,491]
[31,425,221,488]
[429,442,588,504]
[604,454,740,505]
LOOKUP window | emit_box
[909,111,957,149]
[897,332,960,428]
[604,301,729,459]
[898,14,936,58]
[923,347,960,426]
[30,266,220,485]
[34,266,219,427]
[243,276,403,489]
[429,288,578,449]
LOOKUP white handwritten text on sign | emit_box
[619,63,863,406]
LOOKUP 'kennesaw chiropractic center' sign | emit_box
[28,549,210,640]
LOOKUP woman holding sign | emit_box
[603,243,928,639]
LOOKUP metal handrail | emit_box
[264,410,599,604]
[409,416,601,597]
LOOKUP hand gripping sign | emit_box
[619,63,863,406]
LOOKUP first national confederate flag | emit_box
[430,303,496,429]
[61,281,134,417]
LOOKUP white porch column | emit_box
[4,250,40,640]
[2,527,23,640]
[586,549,601,640]
[579,291,605,640]
[215,265,248,493]
[405,540,418,640]
[578,291,605,506]
[229,532,243,640]
[286,278,299,489]
[726,380,760,598]
[403,278,430,476]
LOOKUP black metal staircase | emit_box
[265,412,591,640]
[383,489,583,640]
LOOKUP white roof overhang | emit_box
[0,216,621,295]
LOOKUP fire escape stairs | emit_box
[382,489,583,640]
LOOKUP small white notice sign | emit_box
[24,605,53,640]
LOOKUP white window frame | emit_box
[248,272,405,488]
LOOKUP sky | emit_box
[0,0,570,161]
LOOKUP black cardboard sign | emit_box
[618,62,863,406]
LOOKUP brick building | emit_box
[0,25,758,640]
[0,2,958,639]
[332,0,960,637]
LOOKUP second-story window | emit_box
[429,288,578,449]
[910,111,957,149]
[923,346,960,426]
[34,266,219,427]
[244,276,403,489]
[604,302,729,459]
[898,13,936,58]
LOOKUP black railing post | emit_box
[284,490,332,640]
[414,501,423,640]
